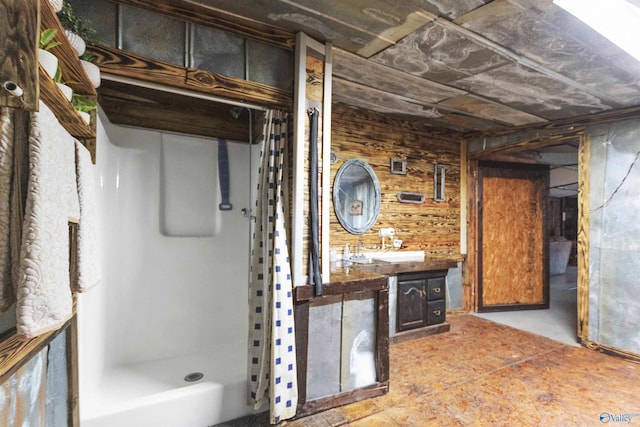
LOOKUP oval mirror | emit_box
[333,159,381,234]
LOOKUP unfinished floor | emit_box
[296,314,640,426]
[221,313,640,426]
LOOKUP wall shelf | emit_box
[39,0,97,160]
[40,0,96,97]
[39,66,94,138]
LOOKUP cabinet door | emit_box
[397,279,427,331]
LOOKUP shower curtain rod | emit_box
[101,73,269,112]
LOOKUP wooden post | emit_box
[0,0,40,110]
[577,133,590,341]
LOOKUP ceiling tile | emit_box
[453,63,612,119]
[332,48,465,103]
[438,94,547,126]
[456,0,640,105]
[370,22,511,83]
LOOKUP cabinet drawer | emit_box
[427,277,445,300]
[427,300,445,325]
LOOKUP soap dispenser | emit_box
[343,243,351,261]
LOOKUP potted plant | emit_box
[53,67,73,102]
[72,94,97,125]
[48,0,63,12]
[80,52,100,88]
[38,28,61,79]
[57,2,96,56]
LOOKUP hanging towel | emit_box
[74,141,101,292]
[0,108,14,311]
[16,101,80,339]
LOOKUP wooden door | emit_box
[478,163,549,311]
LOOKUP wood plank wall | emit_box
[330,105,462,260]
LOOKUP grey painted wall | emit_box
[587,120,640,353]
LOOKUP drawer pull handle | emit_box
[433,310,441,316]
[433,287,441,293]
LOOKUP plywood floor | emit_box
[221,314,640,426]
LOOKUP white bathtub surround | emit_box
[79,112,260,426]
[0,108,14,310]
[17,101,79,338]
[248,110,298,423]
[74,141,101,292]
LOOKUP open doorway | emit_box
[470,141,581,346]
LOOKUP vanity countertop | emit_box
[351,258,459,275]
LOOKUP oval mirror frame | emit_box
[333,159,381,234]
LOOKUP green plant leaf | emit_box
[40,28,61,51]
[72,93,97,113]
[57,2,96,42]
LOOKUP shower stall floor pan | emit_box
[81,344,255,427]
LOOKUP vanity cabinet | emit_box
[396,270,447,332]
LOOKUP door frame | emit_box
[465,133,589,341]
[477,161,550,312]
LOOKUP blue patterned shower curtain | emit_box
[248,110,298,423]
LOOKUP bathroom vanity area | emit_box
[354,259,458,343]
[293,257,456,417]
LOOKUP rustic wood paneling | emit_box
[577,134,590,341]
[330,104,462,259]
[0,0,39,110]
[89,45,292,109]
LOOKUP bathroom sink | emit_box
[366,250,425,263]
[349,255,374,264]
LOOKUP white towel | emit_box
[74,141,101,292]
[0,108,14,311]
[16,101,80,338]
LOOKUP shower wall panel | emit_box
[80,112,260,375]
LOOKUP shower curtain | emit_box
[248,110,298,423]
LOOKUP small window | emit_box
[121,6,186,66]
[67,0,117,47]
[247,40,293,91]
[191,25,245,78]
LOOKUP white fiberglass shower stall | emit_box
[78,109,261,427]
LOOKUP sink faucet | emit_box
[357,240,364,257]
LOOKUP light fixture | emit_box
[554,0,640,61]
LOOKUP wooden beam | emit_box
[98,79,251,141]
[577,133,590,341]
[89,44,293,109]
[108,0,294,50]
[470,131,582,160]
[468,105,640,141]
[0,317,72,384]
